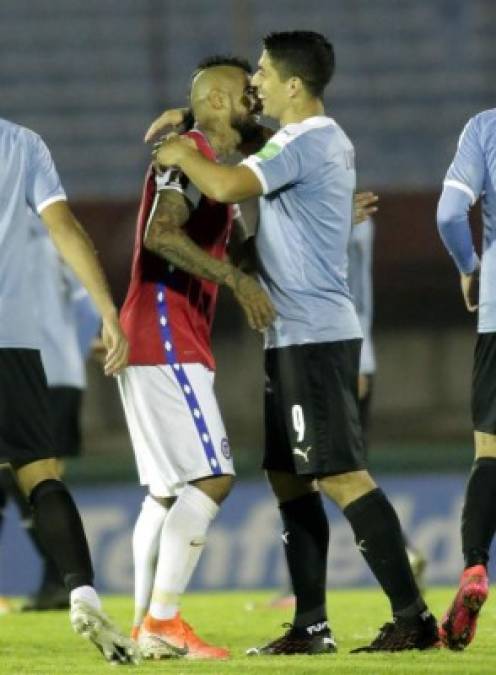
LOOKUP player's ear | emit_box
[207,88,228,111]
[288,77,303,98]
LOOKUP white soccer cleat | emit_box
[70,599,141,665]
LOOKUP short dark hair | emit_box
[193,54,253,78]
[263,31,335,98]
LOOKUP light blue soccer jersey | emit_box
[438,109,496,333]
[28,215,100,387]
[242,116,362,348]
[0,118,66,349]
[348,217,376,374]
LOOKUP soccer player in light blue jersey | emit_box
[155,31,438,653]
[22,217,101,610]
[437,109,496,650]
[0,118,137,664]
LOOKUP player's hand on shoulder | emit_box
[152,133,197,170]
[228,271,276,331]
[144,107,189,142]
[460,270,479,312]
[353,191,378,225]
[101,311,129,375]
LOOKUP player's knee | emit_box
[149,493,176,509]
[267,470,315,503]
[474,431,496,458]
[318,469,376,509]
[213,474,234,503]
[15,458,61,497]
[191,474,234,505]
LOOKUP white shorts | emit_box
[118,364,234,497]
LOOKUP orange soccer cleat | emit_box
[440,564,489,650]
[139,612,230,660]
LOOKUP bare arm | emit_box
[40,201,128,374]
[144,190,275,330]
[154,137,263,203]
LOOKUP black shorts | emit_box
[263,340,366,477]
[0,349,55,467]
[48,387,83,457]
[472,333,496,434]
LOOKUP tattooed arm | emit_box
[143,189,275,330]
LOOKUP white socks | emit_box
[132,495,168,627]
[70,585,101,611]
[149,485,219,621]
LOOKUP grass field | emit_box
[1,588,495,674]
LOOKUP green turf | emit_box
[0,588,494,674]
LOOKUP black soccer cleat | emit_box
[351,613,440,653]
[246,622,337,656]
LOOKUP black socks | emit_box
[462,457,496,568]
[30,479,93,591]
[344,488,425,618]
[280,492,329,628]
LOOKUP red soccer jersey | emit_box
[120,130,233,370]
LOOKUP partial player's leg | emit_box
[439,432,495,650]
[0,464,67,611]
[119,363,232,659]
[0,348,137,664]
[16,459,138,663]
[358,374,427,591]
[319,469,438,652]
[247,346,336,656]
[21,386,83,610]
[131,493,173,638]
[440,333,496,649]
[0,476,13,613]
[260,341,437,652]
[142,474,232,660]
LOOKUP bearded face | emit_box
[230,85,263,144]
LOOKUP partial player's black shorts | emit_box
[263,340,366,477]
[0,349,55,467]
[48,387,83,457]
[472,332,496,434]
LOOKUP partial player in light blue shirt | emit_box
[242,116,362,348]
[348,217,376,376]
[437,109,496,332]
[0,118,66,350]
[28,214,101,388]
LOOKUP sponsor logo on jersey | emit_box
[255,141,282,161]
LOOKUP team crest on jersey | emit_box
[221,437,231,459]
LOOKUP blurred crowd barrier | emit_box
[2,476,494,594]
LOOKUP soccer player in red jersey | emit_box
[118,57,274,660]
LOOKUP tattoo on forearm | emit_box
[145,190,238,287]
[152,232,241,287]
